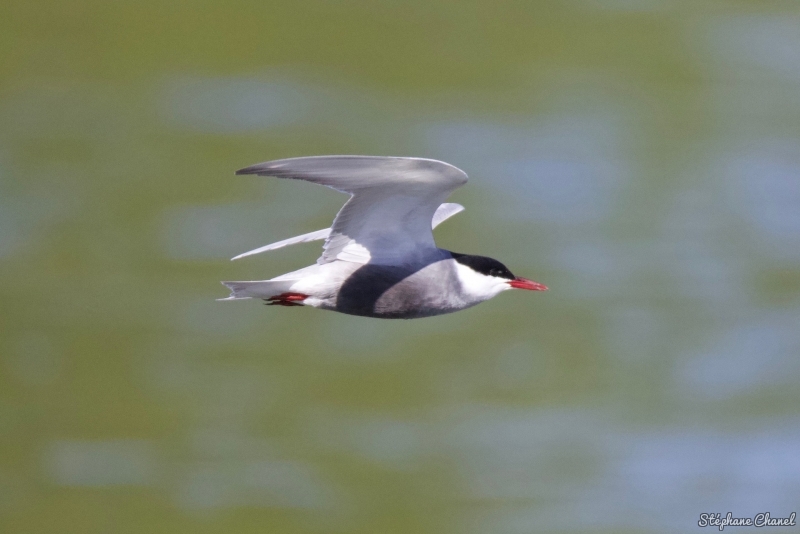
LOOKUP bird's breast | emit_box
[333,259,463,319]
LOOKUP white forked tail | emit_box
[218,280,297,300]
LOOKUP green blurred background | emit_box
[2,1,799,533]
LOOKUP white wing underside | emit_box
[234,156,468,265]
[231,202,465,261]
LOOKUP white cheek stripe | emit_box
[454,263,510,302]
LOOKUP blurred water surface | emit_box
[1,1,799,533]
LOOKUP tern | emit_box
[220,156,547,319]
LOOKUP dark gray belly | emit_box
[334,260,461,319]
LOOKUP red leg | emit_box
[265,292,309,307]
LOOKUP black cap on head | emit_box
[450,252,515,280]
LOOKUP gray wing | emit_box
[230,228,332,261]
[431,202,465,228]
[230,203,465,261]
[236,156,468,264]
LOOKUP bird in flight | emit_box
[220,156,547,319]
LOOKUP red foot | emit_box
[265,292,309,307]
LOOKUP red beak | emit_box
[508,277,548,291]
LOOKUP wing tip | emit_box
[235,165,260,176]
